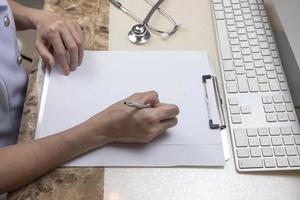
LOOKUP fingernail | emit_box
[71,66,77,71]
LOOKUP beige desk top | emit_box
[106,0,300,200]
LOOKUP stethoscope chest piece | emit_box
[128,24,151,45]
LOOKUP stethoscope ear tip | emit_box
[161,33,170,40]
[176,21,183,27]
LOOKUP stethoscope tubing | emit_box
[110,0,179,37]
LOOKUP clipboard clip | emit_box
[202,75,226,130]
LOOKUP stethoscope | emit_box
[110,0,181,45]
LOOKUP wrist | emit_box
[22,8,42,29]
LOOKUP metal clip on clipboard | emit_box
[202,75,226,130]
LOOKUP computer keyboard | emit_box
[211,0,300,171]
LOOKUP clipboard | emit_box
[36,51,230,166]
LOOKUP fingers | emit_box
[67,22,84,65]
[40,18,84,75]
[60,28,78,71]
[158,117,178,132]
[50,32,70,75]
[128,91,160,105]
[153,103,180,121]
[35,39,55,67]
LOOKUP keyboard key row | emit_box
[237,146,300,158]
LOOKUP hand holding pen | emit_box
[89,91,179,144]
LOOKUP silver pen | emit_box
[124,101,152,109]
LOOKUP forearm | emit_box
[8,0,41,30]
[0,119,109,193]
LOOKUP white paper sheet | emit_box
[35,51,225,166]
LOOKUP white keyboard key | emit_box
[254,60,264,68]
[266,113,277,122]
[251,45,260,53]
[232,115,242,124]
[269,79,280,91]
[249,38,259,46]
[262,49,271,56]
[234,59,244,67]
[258,129,270,139]
[283,136,295,145]
[216,20,232,59]
[264,105,274,113]
[230,106,240,114]
[227,25,237,32]
[235,67,245,74]
[242,48,251,55]
[240,41,249,48]
[234,129,248,147]
[223,0,231,7]
[294,135,300,145]
[233,9,242,15]
[225,71,236,81]
[232,3,241,10]
[285,103,294,112]
[226,81,238,93]
[266,71,277,79]
[292,125,300,135]
[229,31,238,38]
[275,104,285,112]
[248,78,259,92]
[262,96,273,104]
[256,68,265,75]
[253,53,262,60]
[281,126,292,135]
[276,157,288,167]
[250,148,262,157]
[245,62,254,70]
[214,3,223,11]
[247,26,255,32]
[271,137,283,146]
[246,70,256,78]
[223,60,234,71]
[228,97,239,105]
[285,146,297,156]
[274,147,285,156]
[237,148,250,158]
[260,83,270,92]
[288,157,300,167]
[277,113,288,122]
[237,75,249,92]
[260,137,271,146]
[280,83,288,91]
[249,137,259,147]
[258,76,268,84]
[273,95,283,103]
[239,158,263,169]
[247,128,258,137]
[269,127,281,136]
[231,45,241,52]
[241,106,251,114]
[215,11,225,20]
[265,63,275,71]
[233,52,242,59]
[264,158,276,168]
[262,147,273,157]
[288,113,296,121]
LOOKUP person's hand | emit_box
[87,91,180,144]
[32,10,84,75]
